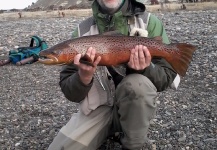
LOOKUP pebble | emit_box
[212,66,217,72]
[178,135,187,142]
[182,105,188,109]
[204,138,217,142]
[15,143,20,146]
[0,9,217,150]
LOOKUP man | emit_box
[48,0,177,150]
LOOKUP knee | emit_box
[116,74,157,97]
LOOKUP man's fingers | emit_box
[93,56,101,67]
[143,46,151,64]
[133,47,139,61]
[128,48,135,67]
[74,54,82,65]
[89,47,96,61]
[128,45,151,70]
[138,46,145,60]
[86,47,92,56]
[85,47,96,61]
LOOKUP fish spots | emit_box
[152,44,161,50]
[62,50,67,54]
[68,51,76,55]
[164,45,180,55]
[69,57,74,62]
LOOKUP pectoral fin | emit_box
[80,54,94,67]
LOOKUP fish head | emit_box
[38,41,77,65]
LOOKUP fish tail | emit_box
[168,43,196,76]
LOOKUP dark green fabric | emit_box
[59,65,93,103]
[147,14,170,44]
[92,1,129,35]
[126,58,176,92]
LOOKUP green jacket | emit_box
[59,0,177,103]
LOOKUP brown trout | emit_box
[38,35,196,76]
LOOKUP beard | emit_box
[97,0,123,14]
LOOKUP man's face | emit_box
[97,0,123,9]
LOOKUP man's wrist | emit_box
[79,75,93,85]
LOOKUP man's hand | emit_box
[74,47,101,85]
[127,45,151,71]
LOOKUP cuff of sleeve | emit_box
[126,63,155,75]
[73,72,93,88]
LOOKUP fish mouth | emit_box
[38,55,59,65]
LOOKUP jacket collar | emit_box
[91,0,146,34]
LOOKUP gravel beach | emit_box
[0,9,216,150]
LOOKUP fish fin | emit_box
[80,54,94,67]
[167,43,196,76]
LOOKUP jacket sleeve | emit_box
[126,14,177,92]
[59,28,93,103]
[59,64,93,103]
